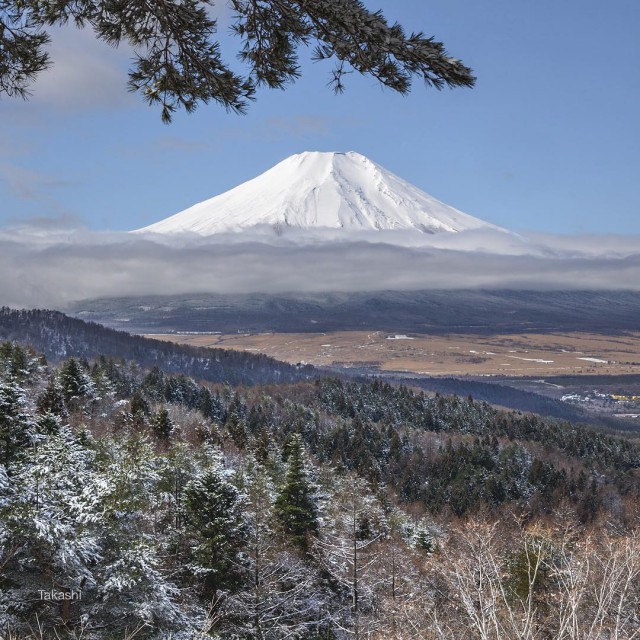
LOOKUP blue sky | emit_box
[1,0,638,234]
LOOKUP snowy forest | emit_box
[1,338,639,639]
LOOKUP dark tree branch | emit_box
[0,0,474,121]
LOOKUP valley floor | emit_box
[146,330,640,378]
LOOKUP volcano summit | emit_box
[134,151,500,236]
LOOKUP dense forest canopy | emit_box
[1,337,639,637]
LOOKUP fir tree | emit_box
[3,426,102,630]
[274,435,318,550]
[94,432,188,634]
[151,407,174,440]
[34,411,62,436]
[184,458,246,596]
[225,394,249,449]
[36,377,67,417]
[58,357,94,408]
[0,377,32,465]
[227,457,324,638]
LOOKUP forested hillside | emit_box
[1,340,639,638]
[402,375,638,430]
[0,308,312,386]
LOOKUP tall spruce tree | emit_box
[2,426,102,631]
[58,357,94,408]
[184,457,246,596]
[274,435,318,551]
[226,457,325,638]
[151,407,174,440]
[36,377,67,417]
[0,377,32,465]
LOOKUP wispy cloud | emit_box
[6,213,85,231]
[27,26,134,111]
[222,114,361,142]
[0,163,72,201]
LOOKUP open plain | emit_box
[146,330,640,377]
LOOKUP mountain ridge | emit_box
[0,307,313,385]
[69,289,640,335]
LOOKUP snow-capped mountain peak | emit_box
[134,151,500,236]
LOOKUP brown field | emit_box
[145,331,640,377]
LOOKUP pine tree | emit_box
[151,407,174,440]
[0,377,32,465]
[36,377,67,417]
[0,0,474,122]
[58,357,94,409]
[184,457,246,596]
[274,435,318,551]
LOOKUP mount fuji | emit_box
[134,151,503,236]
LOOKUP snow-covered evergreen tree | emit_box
[184,452,247,598]
[58,357,95,411]
[314,473,387,636]
[226,457,325,638]
[36,377,68,418]
[0,376,33,465]
[274,434,319,551]
[0,426,102,631]
[93,431,189,635]
[152,407,174,440]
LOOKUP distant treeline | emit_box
[400,375,637,430]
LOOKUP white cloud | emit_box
[0,163,72,201]
[27,26,134,110]
[1,228,639,309]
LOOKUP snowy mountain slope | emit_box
[134,151,502,236]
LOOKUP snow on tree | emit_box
[58,357,95,411]
[274,434,319,551]
[151,407,174,441]
[313,472,387,637]
[184,451,247,598]
[0,376,33,465]
[154,440,203,580]
[93,431,189,634]
[0,426,102,630]
[36,376,68,418]
[225,456,326,638]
